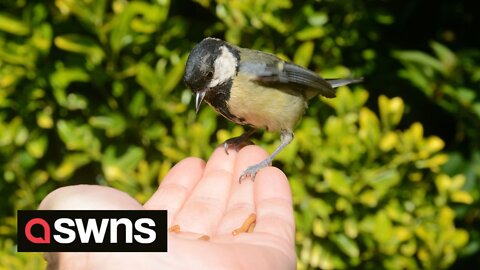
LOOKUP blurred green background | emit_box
[0,0,479,269]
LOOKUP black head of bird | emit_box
[184,37,362,182]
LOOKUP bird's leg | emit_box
[239,129,293,183]
[223,128,256,154]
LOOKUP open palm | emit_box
[40,146,296,270]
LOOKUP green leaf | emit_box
[0,65,26,88]
[344,218,358,238]
[330,234,360,258]
[161,54,188,94]
[54,0,107,31]
[313,219,328,237]
[367,169,400,191]
[455,87,476,105]
[473,102,480,118]
[128,91,147,118]
[110,1,168,53]
[376,12,394,25]
[430,41,457,73]
[89,113,127,137]
[397,66,432,94]
[359,107,380,146]
[379,132,398,152]
[0,41,36,67]
[137,63,160,97]
[307,12,328,27]
[378,95,404,129]
[261,13,288,33]
[54,34,105,64]
[425,136,444,154]
[294,41,314,67]
[324,169,352,197]
[373,210,393,243]
[130,2,168,34]
[295,27,325,41]
[26,135,48,158]
[32,23,53,54]
[0,12,30,35]
[51,153,91,181]
[101,146,145,182]
[393,50,446,75]
[310,198,333,218]
[56,120,100,157]
[450,191,473,204]
[50,67,90,90]
[359,190,378,207]
[117,146,145,170]
[49,67,90,107]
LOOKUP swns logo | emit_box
[18,210,167,252]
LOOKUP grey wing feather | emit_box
[238,47,363,99]
[238,48,336,99]
[327,77,364,88]
[282,63,336,98]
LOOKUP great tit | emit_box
[184,37,362,182]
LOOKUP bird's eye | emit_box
[205,71,213,80]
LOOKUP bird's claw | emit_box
[223,138,253,155]
[238,160,271,183]
[239,168,258,183]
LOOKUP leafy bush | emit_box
[394,41,480,266]
[290,88,471,269]
[0,0,476,269]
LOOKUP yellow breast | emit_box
[227,74,307,131]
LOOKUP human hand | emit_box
[39,145,296,270]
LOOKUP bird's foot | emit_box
[223,135,254,154]
[239,159,271,183]
[232,213,256,236]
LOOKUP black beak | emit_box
[195,90,206,114]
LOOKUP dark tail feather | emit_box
[327,77,363,88]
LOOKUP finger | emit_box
[172,148,235,236]
[143,157,205,227]
[39,185,143,211]
[216,145,268,236]
[253,167,294,244]
[203,146,238,174]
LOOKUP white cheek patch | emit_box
[208,46,237,88]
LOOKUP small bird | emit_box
[184,37,362,182]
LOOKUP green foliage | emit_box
[0,239,46,270]
[394,41,480,139]
[287,89,471,269]
[395,41,480,262]
[0,0,476,269]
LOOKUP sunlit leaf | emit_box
[394,50,446,75]
[0,12,30,35]
[89,113,127,137]
[54,34,105,64]
[324,169,352,197]
[294,41,314,67]
[430,41,457,73]
[331,234,360,258]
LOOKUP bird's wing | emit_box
[238,48,336,99]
